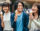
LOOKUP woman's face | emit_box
[17,2,23,12]
[32,5,38,13]
[3,6,9,13]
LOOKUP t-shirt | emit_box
[16,12,23,31]
[3,12,12,30]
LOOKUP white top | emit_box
[33,19,40,27]
[29,19,40,31]
[3,12,12,30]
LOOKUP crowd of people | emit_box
[0,1,40,31]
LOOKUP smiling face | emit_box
[3,6,9,13]
[32,5,38,13]
[17,2,23,12]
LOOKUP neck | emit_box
[34,12,38,19]
[5,10,9,14]
[34,12,38,16]
[17,11,22,14]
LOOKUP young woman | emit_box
[2,3,12,31]
[28,3,40,31]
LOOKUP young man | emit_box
[11,1,29,31]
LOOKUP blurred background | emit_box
[11,0,40,12]
[0,0,40,12]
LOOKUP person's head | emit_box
[14,1,24,12]
[32,3,38,13]
[32,3,40,17]
[2,3,10,13]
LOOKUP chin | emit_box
[20,11,22,12]
[33,12,36,13]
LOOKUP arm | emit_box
[24,13,29,31]
[33,20,40,27]
[28,20,32,29]
[11,13,16,31]
[26,14,29,31]
[28,15,33,29]
[1,13,4,28]
[12,28,14,31]
[26,14,29,27]
[11,13,14,26]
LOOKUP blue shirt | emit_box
[16,12,23,31]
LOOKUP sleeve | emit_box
[24,13,29,31]
[11,13,16,28]
[26,14,29,31]
[33,20,40,27]
[26,14,29,27]
[28,20,32,29]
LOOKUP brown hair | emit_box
[2,2,10,8]
[32,3,40,18]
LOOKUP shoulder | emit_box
[11,13,14,16]
[11,12,15,18]
[23,12,29,17]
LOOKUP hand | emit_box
[1,22,4,28]
[29,13,33,20]
[12,28,14,31]
[14,11,18,22]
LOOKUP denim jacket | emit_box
[11,12,29,31]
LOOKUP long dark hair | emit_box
[14,1,24,11]
[2,10,5,15]
[32,3,40,18]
